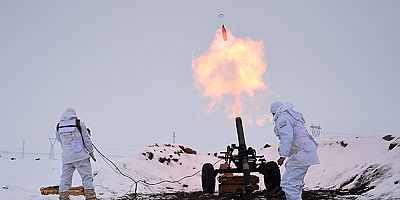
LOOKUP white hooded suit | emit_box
[271,102,319,200]
[56,108,95,193]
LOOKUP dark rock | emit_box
[174,150,183,156]
[165,144,172,147]
[2,186,8,190]
[147,152,154,160]
[214,153,218,157]
[338,141,348,148]
[10,157,16,161]
[172,158,179,162]
[158,157,171,164]
[182,184,189,188]
[263,144,271,148]
[169,155,173,158]
[142,153,146,156]
[383,135,395,141]
[179,145,197,155]
[148,143,159,147]
[166,187,173,190]
[340,164,389,195]
[388,143,398,151]
[340,175,357,188]
[158,157,166,163]
[394,181,399,185]
[35,157,40,161]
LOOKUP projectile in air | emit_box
[222,25,227,41]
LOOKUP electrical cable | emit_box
[92,143,140,198]
[139,158,223,186]
[92,142,223,199]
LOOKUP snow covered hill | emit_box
[94,144,221,198]
[0,134,399,200]
[94,134,400,199]
[304,134,400,199]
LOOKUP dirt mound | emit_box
[117,190,357,200]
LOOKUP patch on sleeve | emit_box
[279,120,287,128]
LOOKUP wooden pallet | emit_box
[40,186,84,196]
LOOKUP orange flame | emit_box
[192,27,269,125]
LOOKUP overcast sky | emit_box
[1,1,399,154]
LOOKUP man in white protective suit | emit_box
[270,101,319,200]
[56,108,97,200]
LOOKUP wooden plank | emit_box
[40,186,84,196]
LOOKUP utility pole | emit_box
[22,139,25,159]
[49,138,57,159]
[173,131,176,144]
[310,124,322,137]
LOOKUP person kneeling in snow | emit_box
[56,108,97,200]
[270,101,319,200]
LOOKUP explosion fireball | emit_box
[192,27,269,125]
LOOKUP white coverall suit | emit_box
[56,108,95,193]
[272,102,319,200]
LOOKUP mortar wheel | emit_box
[201,163,216,193]
[262,161,281,192]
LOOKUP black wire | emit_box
[92,142,223,199]
[139,158,223,186]
[92,143,140,199]
[92,144,139,184]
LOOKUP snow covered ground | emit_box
[1,134,399,200]
[305,134,400,199]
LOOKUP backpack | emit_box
[56,118,91,151]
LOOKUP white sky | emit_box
[1,1,399,154]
